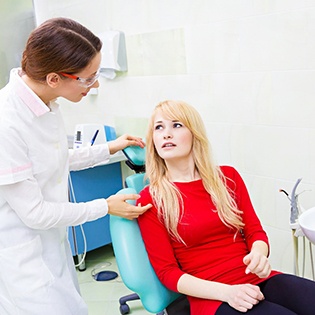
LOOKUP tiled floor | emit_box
[76,244,151,315]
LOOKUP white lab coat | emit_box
[0,69,111,315]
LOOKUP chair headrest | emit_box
[123,145,146,173]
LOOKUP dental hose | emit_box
[68,173,87,270]
[280,187,302,277]
[280,184,315,280]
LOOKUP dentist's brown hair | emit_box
[21,17,102,82]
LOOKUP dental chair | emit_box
[109,145,190,315]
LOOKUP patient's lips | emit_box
[162,142,176,148]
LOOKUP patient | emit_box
[137,100,315,315]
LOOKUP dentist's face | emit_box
[153,111,193,163]
[59,52,101,102]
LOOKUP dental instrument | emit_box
[290,178,302,229]
[280,179,314,279]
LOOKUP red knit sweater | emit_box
[137,166,280,315]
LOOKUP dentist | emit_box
[0,17,151,315]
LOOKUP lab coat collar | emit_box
[10,68,50,117]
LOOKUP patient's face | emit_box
[152,111,193,163]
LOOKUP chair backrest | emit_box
[125,173,149,193]
[123,144,146,174]
[110,188,181,313]
[123,145,146,167]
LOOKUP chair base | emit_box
[118,293,189,315]
[118,293,167,315]
[119,293,140,315]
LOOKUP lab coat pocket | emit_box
[0,235,54,299]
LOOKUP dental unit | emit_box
[280,178,314,279]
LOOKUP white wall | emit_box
[0,0,35,87]
[33,0,315,276]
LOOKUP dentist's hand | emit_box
[226,284,264,312]
[106,193,152,220]
[108,134,145,155]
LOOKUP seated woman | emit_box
[137,100,315,315]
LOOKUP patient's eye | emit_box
[154,124,163,130]
[173,122,183,128]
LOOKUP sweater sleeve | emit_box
[222,166,270,253]
[137,187,185,292]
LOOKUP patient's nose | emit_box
[163,134,173,139]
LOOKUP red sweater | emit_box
[137,166,279,315]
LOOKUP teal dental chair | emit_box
[109,145,190,315]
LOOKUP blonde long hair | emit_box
[145,100,244,242]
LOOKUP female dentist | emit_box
[0,17,151,315]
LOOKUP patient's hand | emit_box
[107,193,151,219]
[243,243,271,279]
[108,134,145,155]
[226,284,264,313]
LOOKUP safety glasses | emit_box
[60,69,100,88]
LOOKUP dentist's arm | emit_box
[108,134,145,154]
[106,193,151,219]
[69,134,145,171]
[0,178,151,229]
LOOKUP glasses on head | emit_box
[60,69,100,88]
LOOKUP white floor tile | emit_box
[77,245,151,315]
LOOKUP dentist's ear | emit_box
[46,73,61,88]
